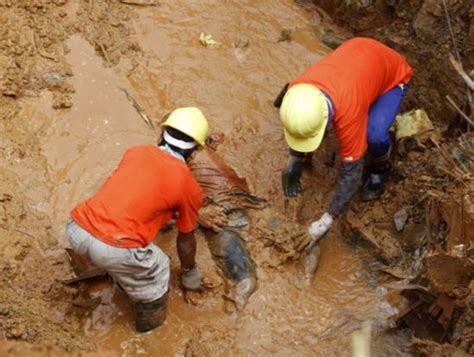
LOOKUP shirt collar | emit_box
[159,145,185,163]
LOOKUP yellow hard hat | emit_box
[279,84,328,152]
[162,107,209,146]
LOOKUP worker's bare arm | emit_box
[177,230,197,270]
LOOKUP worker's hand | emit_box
[307,212,333,249]
[181,266,203,291]
[282,157,303,197]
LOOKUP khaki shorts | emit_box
[66,218,170,303]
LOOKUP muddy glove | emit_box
[307,212,333,249]
[282,156,303,197]
[181,266,203,291]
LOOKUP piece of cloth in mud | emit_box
[189,149,260,285]
[190,148,310,264]
[189,148,266,214]
[66,218,170,303]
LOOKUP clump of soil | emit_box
[0,0,143,110]
[74,0,142,67]
[0,0,75,108]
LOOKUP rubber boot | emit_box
[362,147,391,202]
[135,291,168,333]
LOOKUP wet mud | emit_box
[1,0,470,356]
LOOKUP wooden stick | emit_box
[446,95,474,127]
[449,54,474,90]
[0,224,36,239]
[119,87,155,130]
[430,137,466,177]
[98,43,112,67]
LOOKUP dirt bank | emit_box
[309,0,473,127]
[307,1,474,354]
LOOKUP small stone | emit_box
[394,208,408,232]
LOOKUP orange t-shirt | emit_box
[290,37,413,162]
[71,145,203,248]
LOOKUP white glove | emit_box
[181,266,203,291]
[308,212,333,244]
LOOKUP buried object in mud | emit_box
[204,228,257,310]
[303,243,321,284]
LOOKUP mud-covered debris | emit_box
[394,109,434,142]
[303,243,321,284]
[42,73,66,85]
[394,285,457,343]
[199,33,221,48]
[277,29,292,42]
[393,208,408,232]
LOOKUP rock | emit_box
[393,208,408,232]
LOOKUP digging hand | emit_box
[181,266,203,291]
[307,212,333,251]
[282,158,303,197]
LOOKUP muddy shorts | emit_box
[66,218,170,303]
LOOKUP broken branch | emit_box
[449,54,474,90]
[446,95,474,127]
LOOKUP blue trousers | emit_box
[367,84,410,157]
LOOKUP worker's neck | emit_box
[159,144,185,163]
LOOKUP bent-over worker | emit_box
[66,107,209,333]
[274,37,412,246]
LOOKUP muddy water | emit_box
[18,0,411,355]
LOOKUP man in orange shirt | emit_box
[274,38,413,246]
[66,107,209,333]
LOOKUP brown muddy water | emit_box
[16,0,411,355]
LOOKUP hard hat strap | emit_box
[164,130,197,150]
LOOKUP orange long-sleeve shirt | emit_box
[291,37,413,162]
[71,145,202,248]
